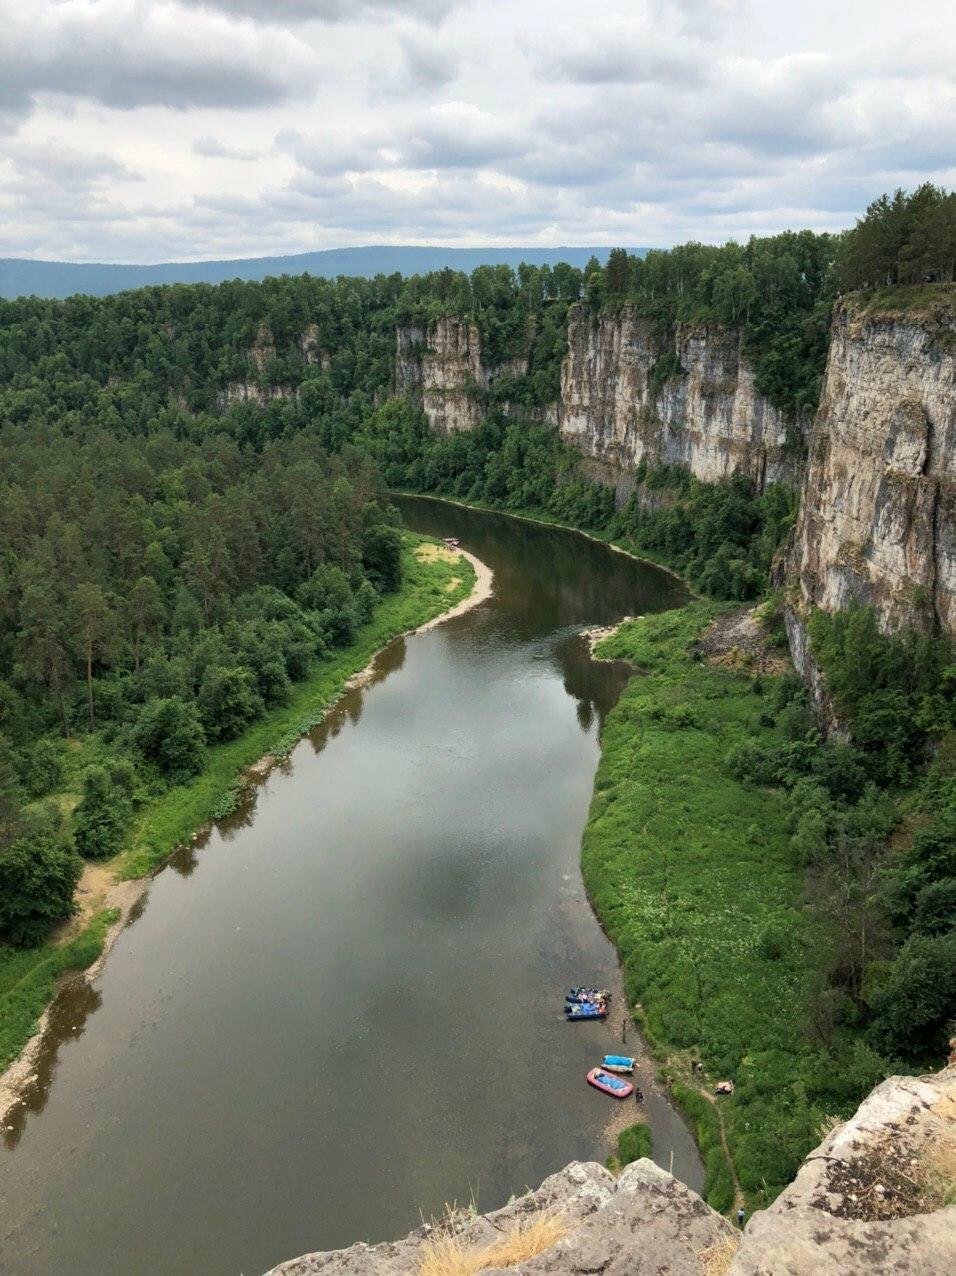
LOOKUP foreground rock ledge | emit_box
[268,1067,955,1275]
[267,1159,734,1274]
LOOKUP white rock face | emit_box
[558,304,808,490]
[265,1159,734,1275]
[395,317,489,434]
[217,321,331,407]
[394,307,807,493]
[786,295,956,634]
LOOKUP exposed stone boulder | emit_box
[730,1066,956,1276]
[496,1160,737,1274]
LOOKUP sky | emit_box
[0,0,953,262]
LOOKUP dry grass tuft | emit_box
[815,1113,845,1142]
[697,1233,740,1276]
[418,1210,567,1275]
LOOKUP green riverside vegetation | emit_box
[0,908,118,1072]
[584,603,953,1210]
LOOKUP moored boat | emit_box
[587,1067,634,1099]
[565,1002,607,1021]
[565,987,610,1005]
[602,1055,635,1074]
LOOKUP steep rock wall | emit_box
[394,308,807,493]
[558,303,808,491]
[218,322,330,408]
[785,294,955,637]
[395,316,529,434]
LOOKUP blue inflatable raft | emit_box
[565,1002,607,1020]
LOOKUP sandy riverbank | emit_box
[0,541,493,1126]
[392,491,691,594]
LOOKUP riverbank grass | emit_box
[584,604,828,1210]
[0,534,473,1078]
[0,909,119,1072]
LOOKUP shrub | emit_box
[198,666,264,742]
[21,738,64,799]
[73,765,130,860]
[616,1122,653,1166]
[131,696,206,781]
[361,519,403,593]
[867,932,956,1060]
[0,833,83,946]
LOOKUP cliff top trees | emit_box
[837,184,956,289]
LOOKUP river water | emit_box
[0,497,699,1275]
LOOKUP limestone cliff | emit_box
[395,316,532,434]
[395,317,485,433]
[395,306,807,489]
[267,1065,954,1275]
[784,293,955,638]
[558,303,807,491]
[217,321,330,408]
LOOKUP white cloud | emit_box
[0,1,319,130]
[176,0,458,22]
[193,135,262,161]
[0,0,953,260]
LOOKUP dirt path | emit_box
[699,1084,746,1212]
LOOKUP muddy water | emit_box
[0,498,700,1275]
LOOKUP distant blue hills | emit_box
[0,245,651,300]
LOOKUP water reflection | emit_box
[3,979,102,1152]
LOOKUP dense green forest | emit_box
[0,423,405,942]
[836,184,955,289]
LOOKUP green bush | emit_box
[73,765,130,860]
[0,833,83,946]
[131,696,206,780]
[616,1122,653,1166]
[21,739,64,799]
[198,666,264,743]
[867,932,956,1058]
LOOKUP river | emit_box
[0,497,700,1275]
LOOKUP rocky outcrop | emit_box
[785,293,955,636]
[730,1065,956,1275]
[396,318,484,433]
[394,307,806,492]
[218,322,330,408]
[558,304,808,491]
[395,317,532,434]
[269,1066,954,1275]
[266,1159,735,1275]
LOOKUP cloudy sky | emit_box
[1,0,953,262]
